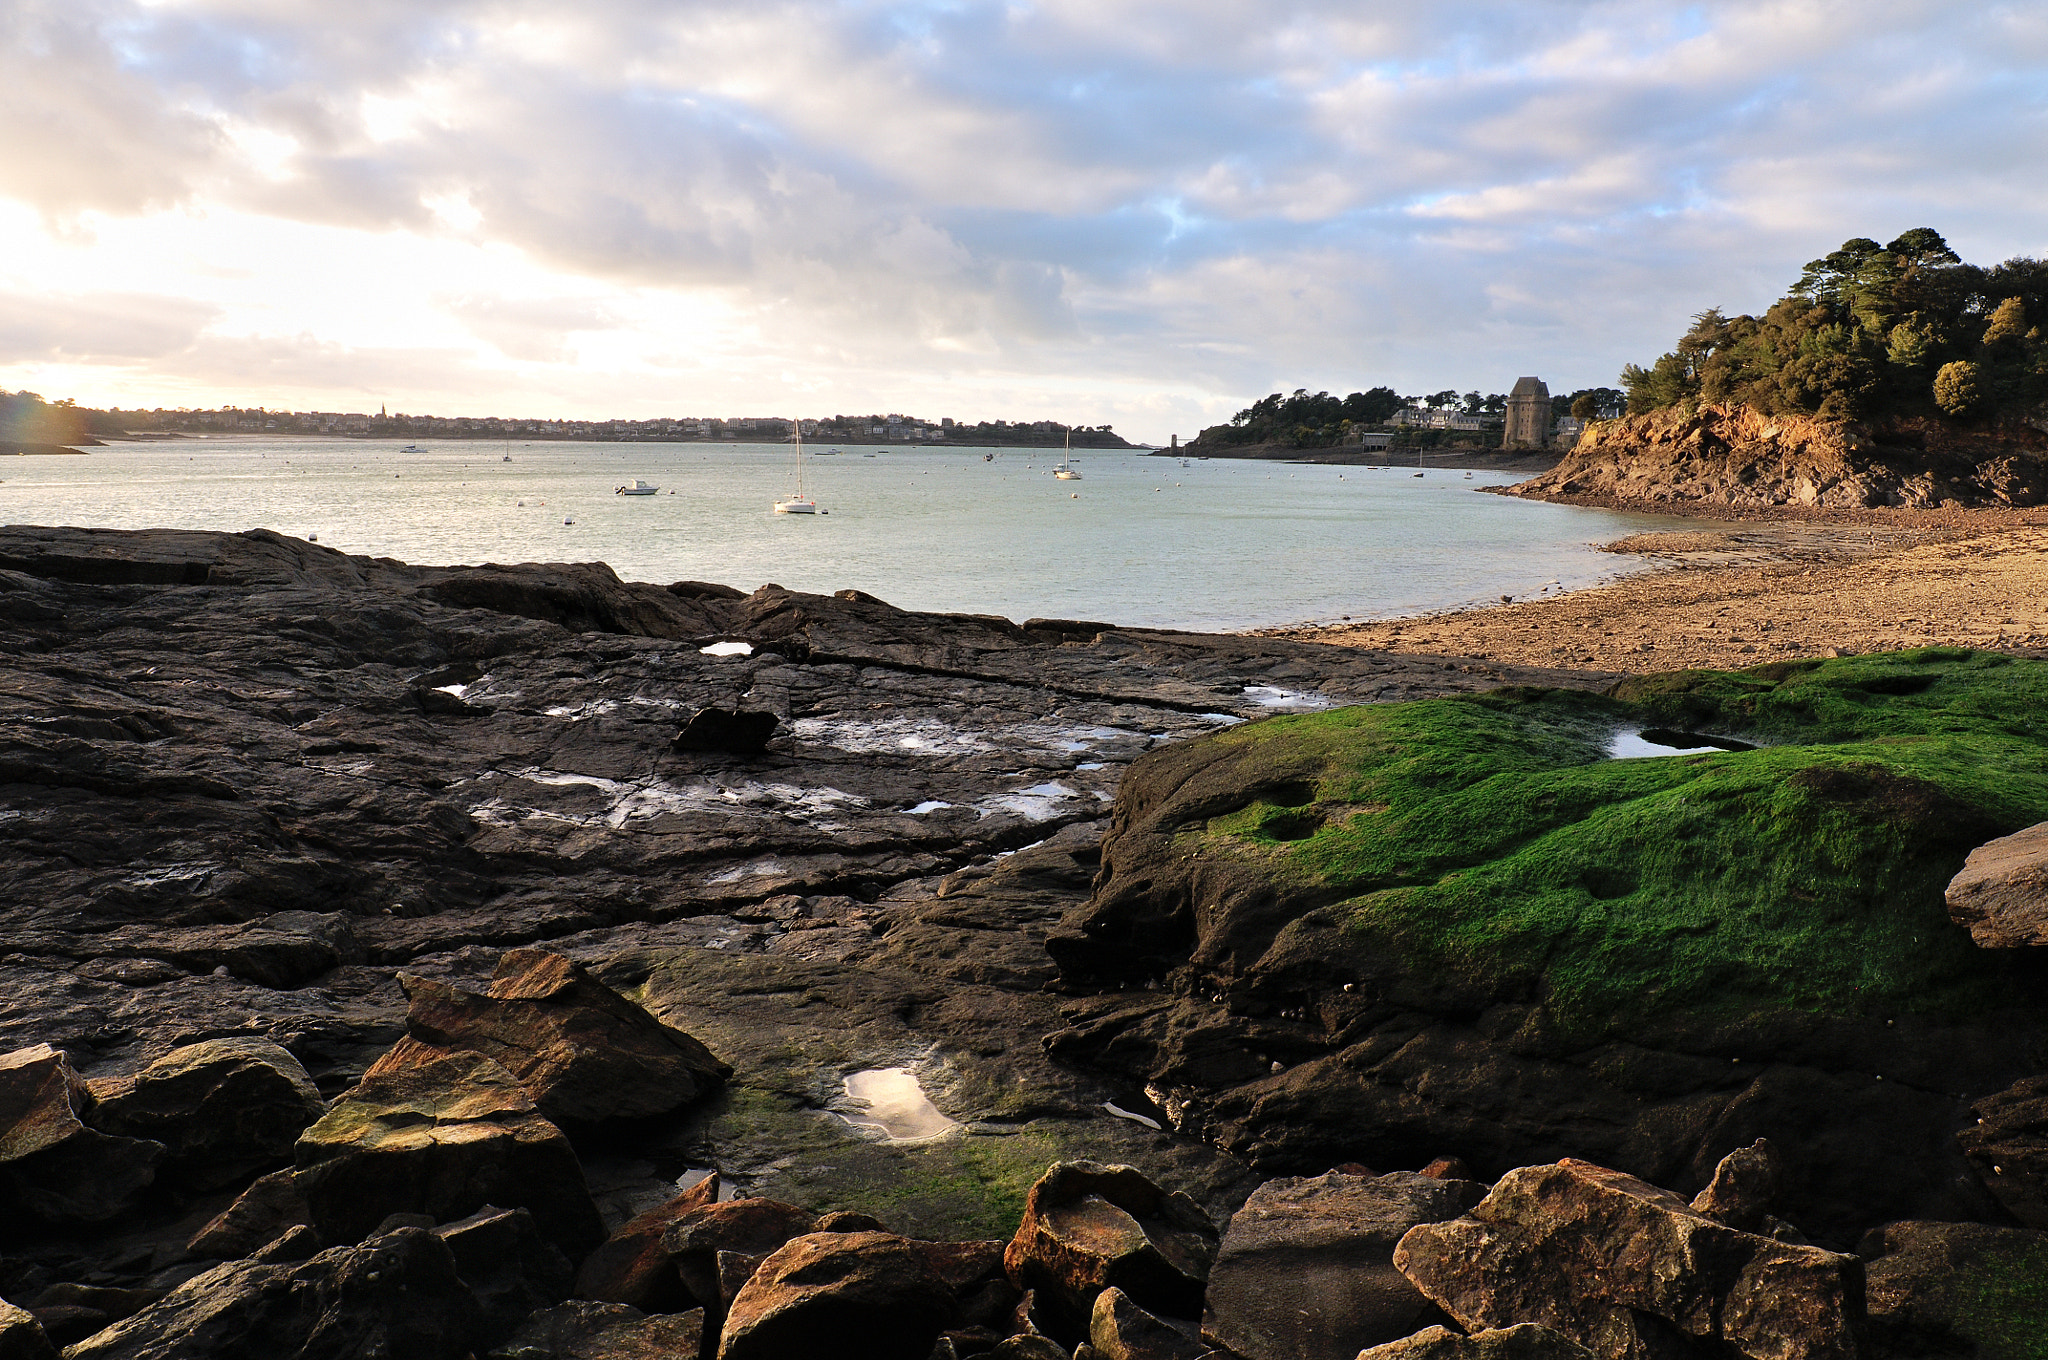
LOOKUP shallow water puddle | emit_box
[1606,729,1757,760]
[838,1068,959,1141]
[1243,685,1333,710]
[700,640,754,657]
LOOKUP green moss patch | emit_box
[1195,651,2048,1032]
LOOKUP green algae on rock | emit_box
[1067,649,2048,1035]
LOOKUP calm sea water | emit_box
[1,438,1674,632]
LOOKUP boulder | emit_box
[293,1046,605,1254]
[985,1338,1070,1360]
[396,948,730,1124]
[574,1172,720,1309]
[1003,1161,1218,1338]
[660,1197,821,1314]
[1945,821,2048,946]
[1957,1073,2048,1227]
[1860,1218,2048,1357]
[64,1226,483,1360]
[0,1044,161,1224]
[20,1285,162,1345]
[1392,1159,1863,1360]
[185,1168,311,1260]
[1090,1287,1209,1360]
[1688,1139,1782,1235]
[1354,1324,1596,1360]
[0,1300,56,1360]
[716,1231,958,1360]
[673,707,780,754]
[88,1038,325,1188]
[435,1205,574,1347]
[490,1300,705,1359]
[1202,1170,1487,1360]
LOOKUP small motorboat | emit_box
[399,443,428,453]
[615,480,659,495]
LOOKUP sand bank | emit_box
[1280,509,2048,673]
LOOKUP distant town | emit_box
[34,398,1137,449]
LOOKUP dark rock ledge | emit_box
[8,525,2036,1356]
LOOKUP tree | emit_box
[1620,229,2048,423]
[1933,360,1980,415]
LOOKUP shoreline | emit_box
[1275,506,2048,671]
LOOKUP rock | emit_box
[1090,1287,1209,1360]
[491,1300,705,1359]
[1416,1159,1470,1182]
[715,1251,764,1311]
[294,1046,605,1254]
[65,1226,484,1360]
[156,911,362,988]
[0,1300,57,1360]
[984,1338,1069,1360]
[1688,1139,1783,1234]
[435,1205,575,1348]
[816,1209,890,1233]
[673,707,780,753]
[185,1167,312,1260]
[574,1172,720,1309]
[661,1197,822,1314]
[1392,1159,1863,1360]
[0,1044,162,1224]
[1202,1170,1487,1360]
[1859,1218,2048,1358]
[1957,1074,2048,1228]
[716,1231,958,1360]
[1353,1324,1595,1360]
[1003,1161,1219,1338]
[396,949,730,1124]
[251,1224,323,1263]
[1945,821,2048,946]
[87,1037,325,1188]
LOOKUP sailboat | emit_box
[1053,425,1082,480]
[774,421,820,514]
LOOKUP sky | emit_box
[3,1,2046,444]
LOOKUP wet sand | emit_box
[1278,509,2048,673]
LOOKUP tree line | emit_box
[1621,228,2048,422]
[1192,384,1623,449]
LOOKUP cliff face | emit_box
[1509,403,2048,510]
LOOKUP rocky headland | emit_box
[1508,404,2048,512]
[3,525,2047,1357]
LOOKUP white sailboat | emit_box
[774,421,820,514]
[1053,425,1082,480]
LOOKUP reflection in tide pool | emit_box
[838,1068,959,1142]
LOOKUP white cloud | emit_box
[2,0,2045,439]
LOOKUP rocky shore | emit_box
[3,525,2046,1357]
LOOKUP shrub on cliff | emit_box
[1622,229,2048,424]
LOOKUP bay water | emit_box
[1,438,1674,632]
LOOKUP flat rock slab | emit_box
[1202,1170,1486,1360]
[1947,821,2048,946]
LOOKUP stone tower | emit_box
[1503,376,1551,450]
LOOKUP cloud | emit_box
[0,290,218,363]
[3,0,2046,437]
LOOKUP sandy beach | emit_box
[1280,507,2048,673]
